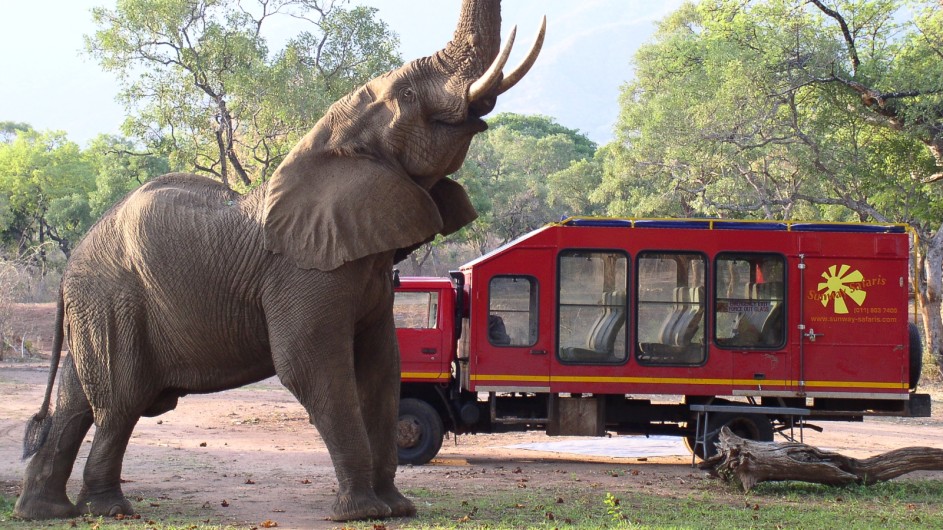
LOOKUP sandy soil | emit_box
[2,303,943,529]
[4,360,943,530]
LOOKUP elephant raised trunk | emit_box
[436,0,546,112]
[443,0,503,70]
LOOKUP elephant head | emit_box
[262,0,545,271]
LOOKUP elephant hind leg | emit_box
[75,413,140,517]
[14,355,93,520]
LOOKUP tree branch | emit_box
[808,0,859,74]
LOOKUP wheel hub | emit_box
[397,416,422,448]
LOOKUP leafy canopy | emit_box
[0,127,169,264]
[0,129,95,259]
[452,113,600,254]
[602,0,942,227]
[86,0,402,188]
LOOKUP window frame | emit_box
[487,274,540,348]
[555,249,630,366]
[713,252,787,350]
[392,290,440,330]
[634,250,709,367]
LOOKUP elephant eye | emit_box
[400,87,417,102]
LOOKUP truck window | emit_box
[488,276,538,347]
[715,253,785,348]
[636,252,706,365]
[558,251,628,364]
[393,291,439,329]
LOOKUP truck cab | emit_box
[394,276,459,464]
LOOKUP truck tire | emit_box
[909,323,923,390]
[686,412,774,460]
[397,398,444,466]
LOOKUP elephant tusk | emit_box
[467,25,517,102]
[496,16,546,96]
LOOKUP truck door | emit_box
[798,241,909,396]
[714,253,791,390]
[471,250,553,392]
[395,286,451,383]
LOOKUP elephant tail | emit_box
[22,287,64,460]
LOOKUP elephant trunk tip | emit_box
[22,413,51,460]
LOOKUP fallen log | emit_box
[699,426,943,491]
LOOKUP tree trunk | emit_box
[701,427,943,491]
[917,223,943,370]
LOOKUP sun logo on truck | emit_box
[817,264,867,314]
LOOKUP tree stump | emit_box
[699,426,943,491]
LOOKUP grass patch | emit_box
[383,479,943,529]
[5,480,943,529]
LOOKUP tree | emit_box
[86,0,401,188]
[455,113,599,255]
[604,0,943,366]
[0,122,32,144]
[84,135,170,219]
[0,130,96,264]
[0,128,169,276]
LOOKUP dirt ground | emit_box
[3,305,943,529]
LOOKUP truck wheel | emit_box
[909,323,923,390]
[686,412,774,460]
[397,398,444,466]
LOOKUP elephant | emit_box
[14,0,544,522]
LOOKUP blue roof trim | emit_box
[561,218,907,234]
[790,223,906,234]
[713,222,789,231]
[565,219,633,228]
[633,219,712,229]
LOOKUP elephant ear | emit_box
[428,177,478,235]
[262,156,476,271]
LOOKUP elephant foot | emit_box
[13,492,80,520]
[377,487,416,518]
[76,488,134,517]
[329,492,393,522]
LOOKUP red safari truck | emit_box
[393,218,929,465]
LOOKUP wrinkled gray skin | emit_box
[15,0,531,522]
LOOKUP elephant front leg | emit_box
[14,355,94,520]
[355,315,415,518]
[274,348,392,521]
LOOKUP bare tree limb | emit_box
[702,427,943,491]
[808,0,860,74]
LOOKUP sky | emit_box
[0,0,685,147]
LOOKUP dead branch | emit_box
[700,426,943,491]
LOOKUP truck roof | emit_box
[460,216,909,271]
[397,276,454,289]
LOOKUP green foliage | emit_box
[450,113,601,254]
[604,0,943,226]
[0,129,95,259]
[85,0,402,187]
[603,491,626,522]
[84,135,169,219]
[0,121,32,143]
[0,127,168,270]
[487,114,597,160]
